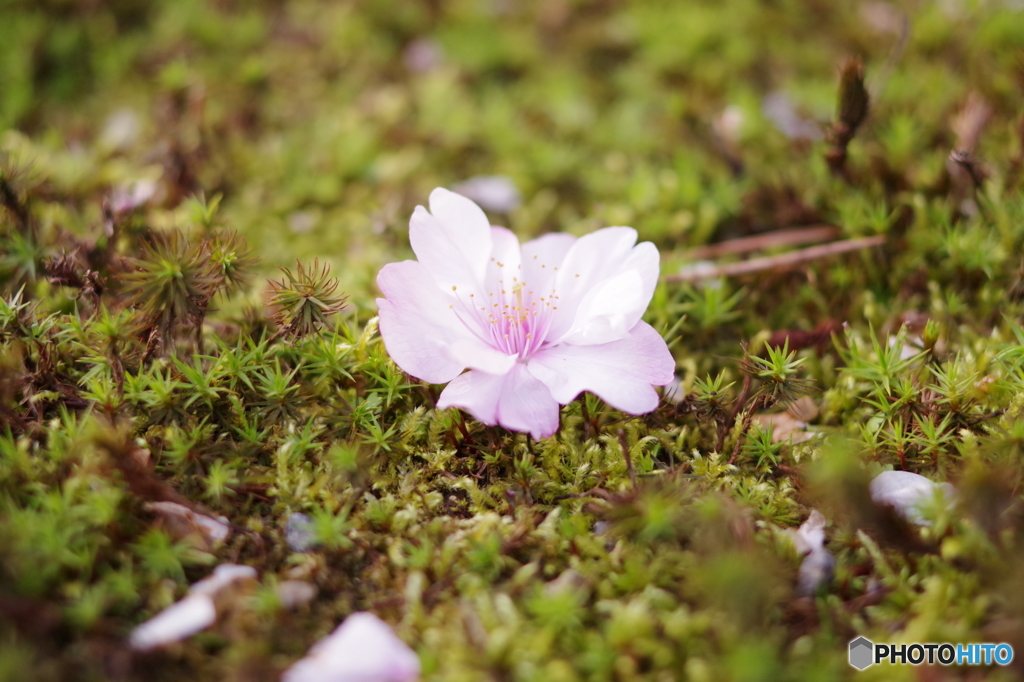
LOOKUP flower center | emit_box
[449,263,561,361]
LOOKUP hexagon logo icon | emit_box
[849,636,874,670]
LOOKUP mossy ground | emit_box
[4,1,1024,680]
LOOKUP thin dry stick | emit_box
[667,235,886,283]
[686,225,841,260]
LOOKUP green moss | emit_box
[4,0,1024,679]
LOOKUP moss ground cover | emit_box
[4,0,1024,679]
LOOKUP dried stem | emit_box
[667,236,886,283]
[685,225,840,260]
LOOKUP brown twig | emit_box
[667,236,886,283]
[685,225,841,260]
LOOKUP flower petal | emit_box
[520,232,577,294]
[495,364,560,439]
[448,339,517,375]
[484,227,523,295]
[528,321,675,414]
[557,269,647,345]
[378,261,486,383]
[408,189,492,294]
[129,595,216,651]
[437,370,505,426]
[438,365,560,439]
[544,227,639,340]
[617,240,659,308]
[431,187,493,260]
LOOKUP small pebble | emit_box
[287,512,318,552]
[869,470,956,525]
[277,580,318,609]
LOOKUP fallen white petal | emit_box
[100,108,140,150]
[869,470,956,525]
[282,612,420,682]
[797,546,835,597]
[111,179,157,213]
[662,376,685,404]
[129,595,216,650]
[791,509,834,597]
[451,176,521,213]
[129,563,257,650]
[761,92,822,141]
[189,563,258,597]
[145,501,230,547]
[792,509,827,556]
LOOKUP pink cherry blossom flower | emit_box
[376,188,675,439]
